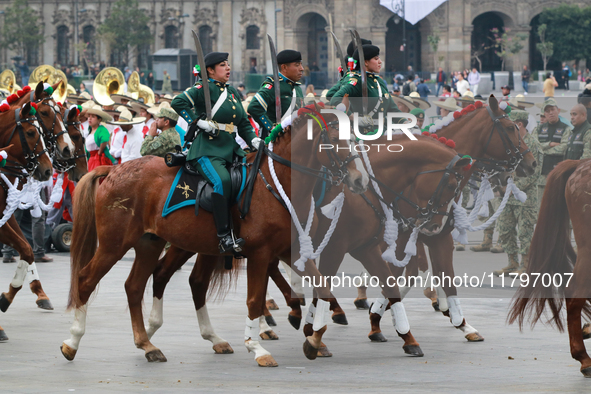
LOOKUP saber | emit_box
[192,30,212,120]
[351,29,368,114]
[267,34,282,133]
[330,31,347,77]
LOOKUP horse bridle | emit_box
[472,106,529,176]
[368,154,465,231]
[2,107,49,179]
[53,107,86,173]
[29,91,69,157]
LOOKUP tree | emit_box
[98,0,153,67]
[427,31,441,71]
[490,28,527,71]
[0,0,45,63]
[536,24,553,72]
[539,5,590,63]
[471,44,486,72]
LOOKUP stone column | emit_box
[446,0,466,72]
[507,26,531,72]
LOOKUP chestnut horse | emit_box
[508,159,591,378]
[61,108,368,366]
[0,102,54,340]
[0,84,81,314]
[141,135,471,358]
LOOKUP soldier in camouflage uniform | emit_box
[494,110,542,276]
[563,104,591,161]
[140,106,182,157]
[532,98,572,210]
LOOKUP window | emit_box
[83,25,96,63]
[198,25,212,54]
[57,25,69,66]
[246,25,260,50]
[164,25,178,49]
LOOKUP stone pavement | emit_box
[0,232,588,393]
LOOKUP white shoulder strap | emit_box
[211,88,228,117]
[280,88,298,123]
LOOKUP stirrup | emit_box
[218,233,245,254]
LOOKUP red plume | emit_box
[446,140,456,149]
[438,137,447,144]
[430,133,439,139]
[57,101,62,107]
[0,103,9,112]
[422,131,430,136]
[7,94,18,104]
[31,102,38,110]
[16,90,24,97]
[453,111,461,119]
[466,104,476,112]
[22,86,31,93]
[474,101,483,109]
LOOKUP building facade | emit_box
[0,0,575,76]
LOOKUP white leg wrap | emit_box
[458,322,478,335]
[370,297,388,316]
[196,305,226,345]
[259,315,272,334]
[447,296,464,327]
[390,302,410,335]
[265,291,274,301]
[145,297,163,340]
[244,316,259,340]
[10,261,28,288]
[245,339,272,360]
[27,262,40,283]
[436,285,448,312]
[63,305,87,350]
[305,303,316,325]
[313,300,330,332]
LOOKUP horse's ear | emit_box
[22,102,32,116]
[454,157,472,170]
[68,107,77,121]
[52,81,61,91]
[489,94,499,112]
[35,81,44,100]
[2,144,15,155]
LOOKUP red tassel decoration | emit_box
[31,102,38,110]
[446,140,456,149]
[7,94,18,104]
[422,131,430,136]
[474,101,483,108]
[453,111,461,119]
[438,137,447,144]
[0,103,9,112]
[16,90,24,97]
[430,133,439,139]
[466,104,476,112]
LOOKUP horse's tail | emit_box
[508,160,581,332]
[207,257,245,302]
[67,167,112,310]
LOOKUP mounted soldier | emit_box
[325,37,372,101]
[171,51,262,254]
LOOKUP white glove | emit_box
[251,137,263,151]
[359,115,375,127]
[196,119,218,133]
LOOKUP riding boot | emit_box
[211,192,244,254]
[516,254,529,275]
[493,254,519,277]
[470,227,493,252]
[490,241,504,253]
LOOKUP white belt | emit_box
[216,123,237,134]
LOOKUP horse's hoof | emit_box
[256,354,278,367]
[266,299,279,311]
[403,344,424,357]
[368,332,388,342]
[581,366,591,377]
[145,349,167,362]
[465,332,485,342]
[212,342,234,354]
[332,313,348,325]
[288,314,301,330]
[265,314,277,327]
[36,298,54,311]
[317,343,333,357]
[303,338,319,360]
[0,293,11,313]
[583,323,591,340]
[0,329,8,341]
[260,330,279,340]
[60,343,77,361]
[354,298,370,310]
[432,301,440,312]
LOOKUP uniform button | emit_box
[233,114,236,118]
[232,106,235,110]
[220,88,224,91]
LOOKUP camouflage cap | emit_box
[540,98,559,113]
[156,106,179,122]
[508,109,528,122]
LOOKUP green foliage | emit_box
[427,31,441,69]
[535,24,554,71]
[98,0,152,64]
[0,0,45,59]
[490,28,527,71]
[539,5,590,62]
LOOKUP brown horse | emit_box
[508,159,591,378]
[0,88,83,314]
[61,108,368,366]
[0,102,54,340]
[139,135,471,359]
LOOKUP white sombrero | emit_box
[433,97,461,112]
[82,102,113,122]
[407,92,431,110]
[392,95,417,111]
[106,108,145,125]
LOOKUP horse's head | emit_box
[289,103,368,194]
[485,95,537,176]
[54,105,87,182]
[393,137,472,236]
[32,81,75,159]
[1,102,53,181]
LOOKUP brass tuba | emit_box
[127,71,155,105]
[52,69,69,103]
[28,64,56,89]
[93,67,125,106]
[0,69,21,94]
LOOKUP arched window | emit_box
[246,25,260,50]
[165,25,178,49]
[83,25,96,63]
[199,25,212,54]
[57,25,69,66]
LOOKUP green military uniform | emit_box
[564,120,591,160]
[140,128,181,157]
[247,73,304,136]
[326,71,355,100]
[171,79,256,197]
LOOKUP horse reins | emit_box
[53,107,85,173]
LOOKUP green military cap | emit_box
[410,107,425,119]
[508,109,528,122]
[157,107,179,122]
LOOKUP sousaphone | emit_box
[127,71,155,105]
[28,64,56,89]
[52,69,69,103]
[93,67,125,106]
[0,69,21,94]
